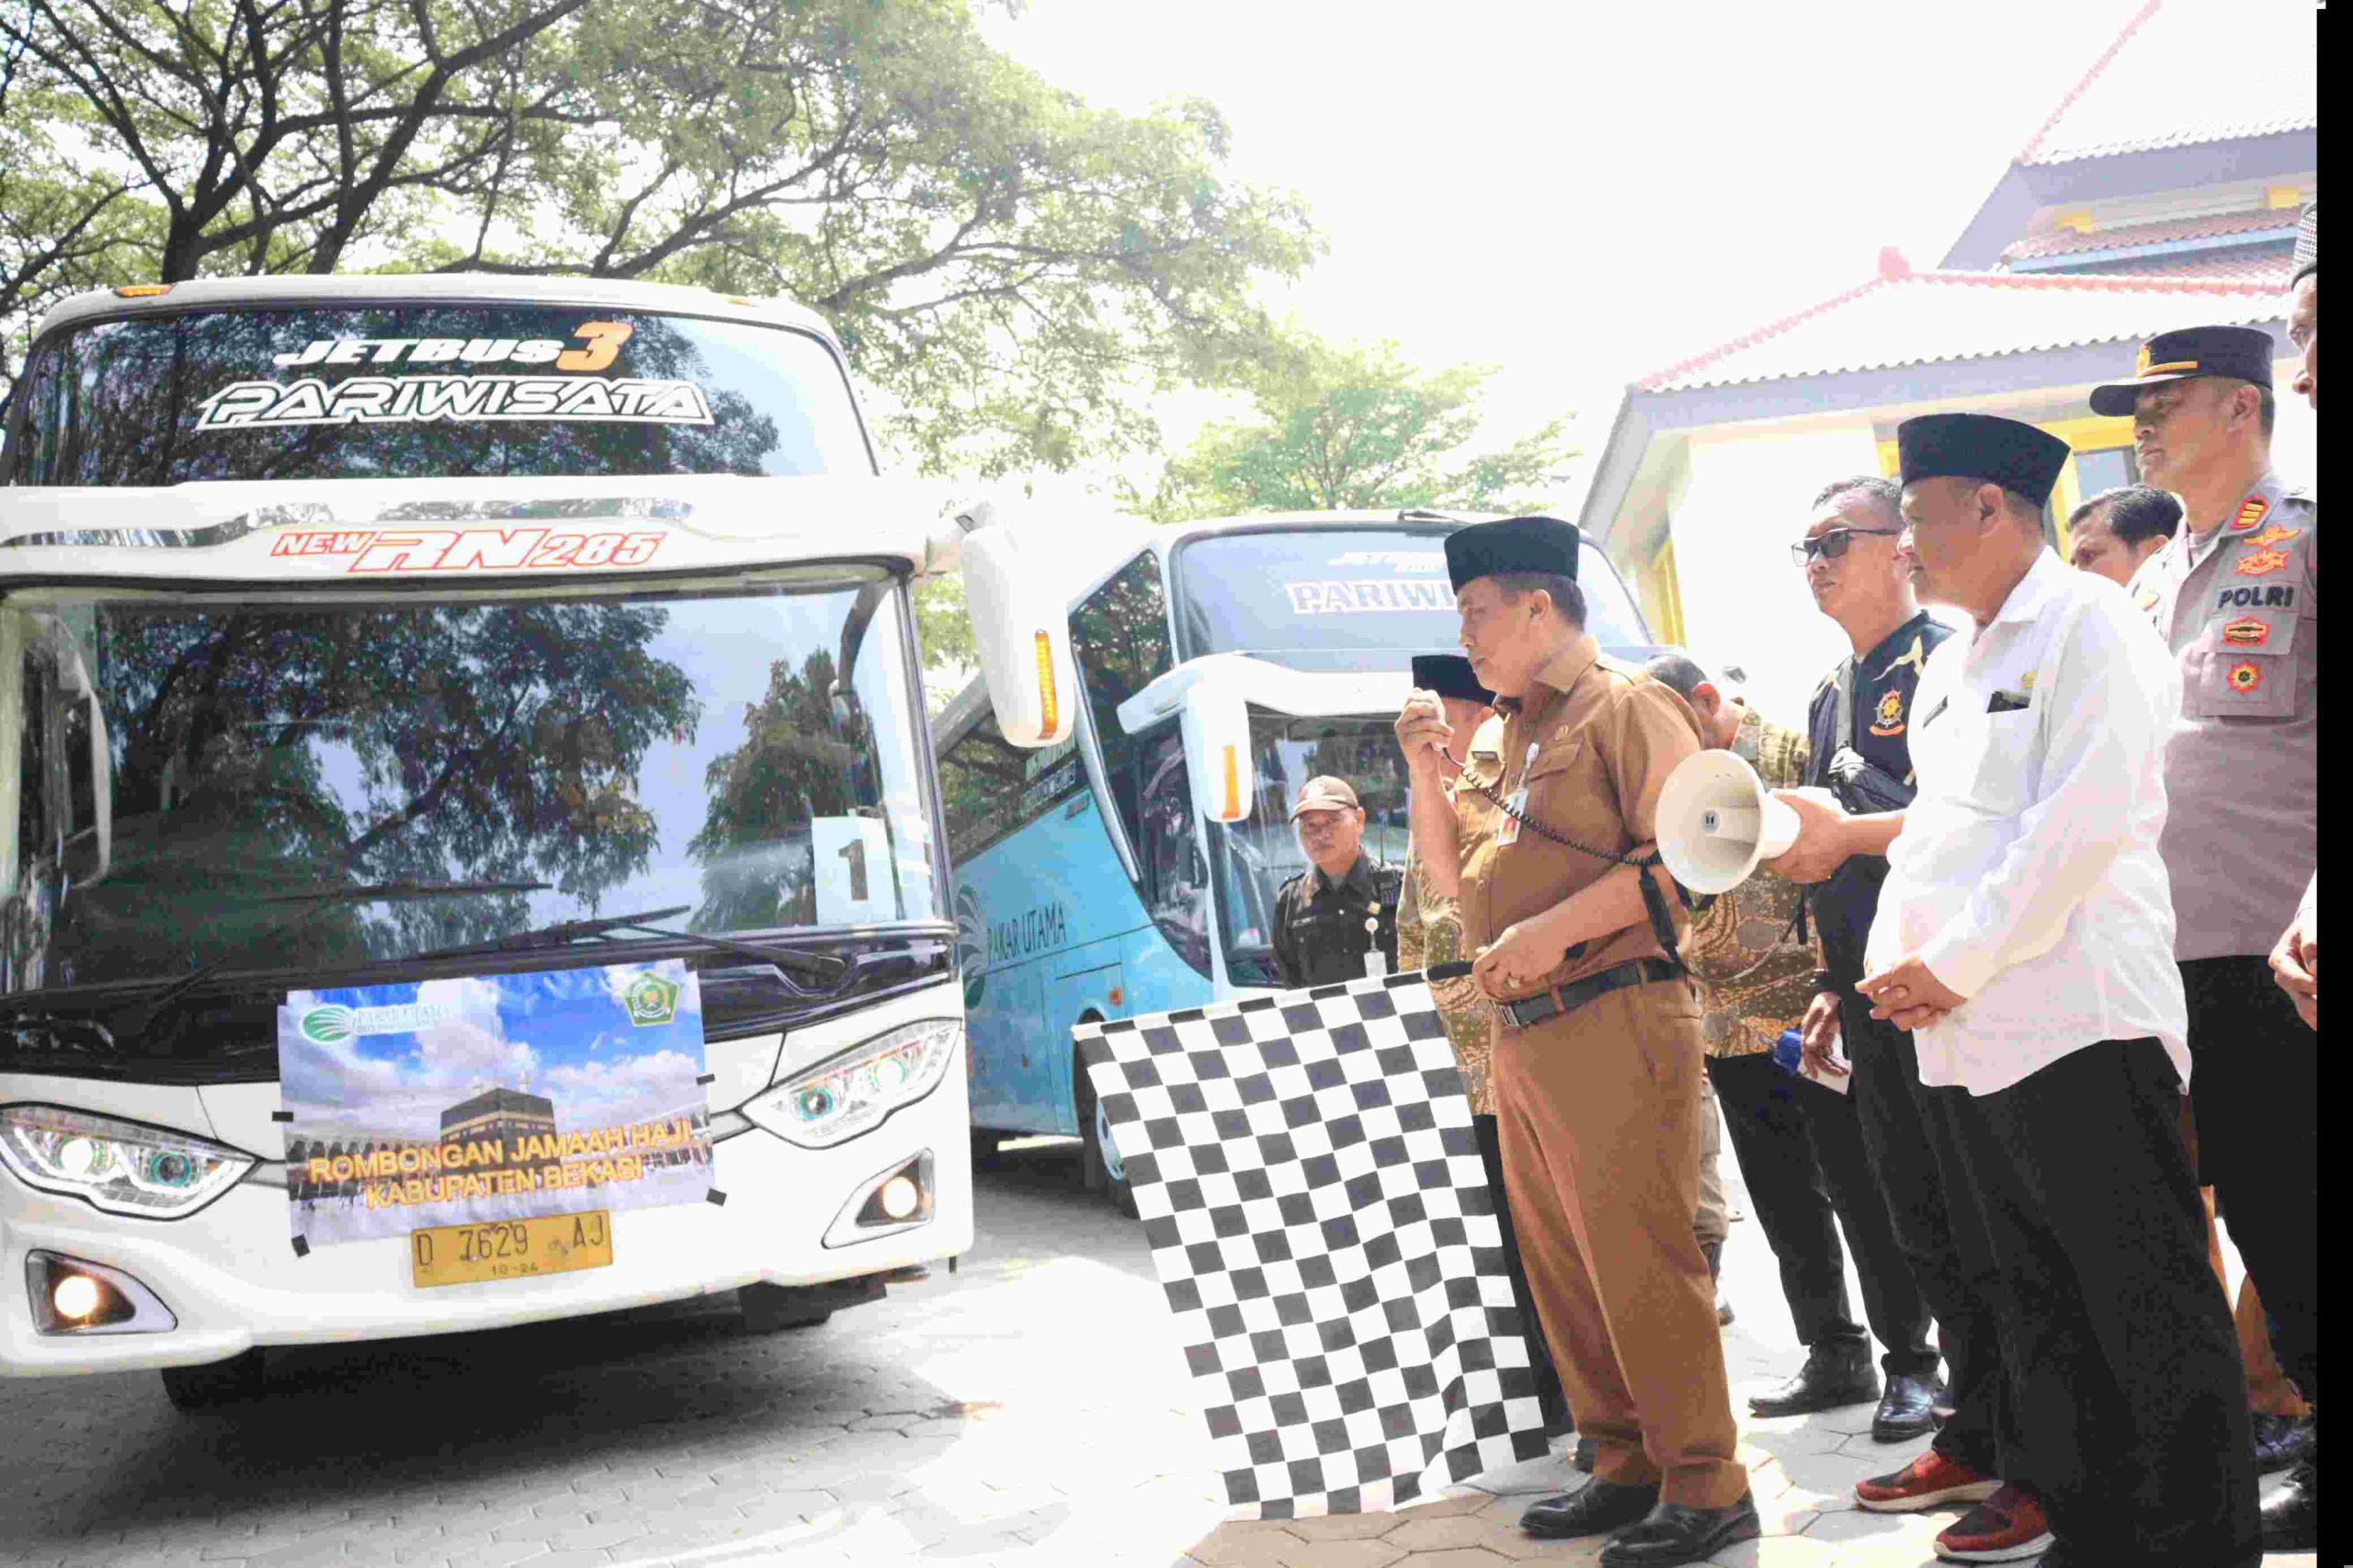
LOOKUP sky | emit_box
[975,0,2140,512]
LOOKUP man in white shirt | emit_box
[1776,414,2256,1568]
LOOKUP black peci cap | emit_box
[1410,653,1495,707]
[2088,324,2277,415]
[2293,202,2317,284]
[1442,516,1579,593]
[1895,414,2072,507]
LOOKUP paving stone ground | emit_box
[0,1137,2315,1568]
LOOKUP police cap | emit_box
[2293,201,2317,284]
[1410,653,1495,707]
[1289,776,1362,820]
[1443,516,1578,593]
[2088,324,2276,416]
[1895,413,2071,507]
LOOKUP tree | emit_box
[1138,330,1575,524]
[0,0,1317,476]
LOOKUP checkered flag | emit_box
[1077,971,1549,1518]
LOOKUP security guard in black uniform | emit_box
[1269,775,1400,988]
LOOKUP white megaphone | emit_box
[1655,750,1802,894]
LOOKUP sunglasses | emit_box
[1790,527,1903,566]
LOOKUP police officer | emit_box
[1396,517,1755,1567]
[2087,325,2318,1551]
[1268,776,1399,988]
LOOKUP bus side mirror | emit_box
[1180,686,1254,825]
[960,525,1077,749]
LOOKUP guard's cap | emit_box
[1288,776,1361,820]
[1443,516,1578,592]
[1896,414,2072,507]
[2292,201,2317,284]
[2088,325,2276,415]
[1410,653,1495,707]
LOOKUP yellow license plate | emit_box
[409,1209,613,1289]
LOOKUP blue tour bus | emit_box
[932,512,1658,1211]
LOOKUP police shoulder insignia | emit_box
[2235,548,2290,577]
[2227,661,2264,693]
[1868,687,1906,737]
[2230,496,2271,532]
[2221,617,2270,648]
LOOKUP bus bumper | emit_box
[0,1050,972,1380]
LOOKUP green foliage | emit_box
[1139,330,1575,524]
[0,0,1318,478]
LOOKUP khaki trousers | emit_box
[1491,978,1747,1508]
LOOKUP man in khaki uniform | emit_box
[1397,517,1754,1568]
[1394,653,1569,1437]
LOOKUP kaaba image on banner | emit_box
[438,1085,559,1170]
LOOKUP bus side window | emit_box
[1067,552,1171,856]
[1136,727,1210,978]
[937,715,1028,865]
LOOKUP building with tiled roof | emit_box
[1578,0,2313,723]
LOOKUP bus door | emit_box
[1044,960,1123,1135]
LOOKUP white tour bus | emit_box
[0,277,1075,1406]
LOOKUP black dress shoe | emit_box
[1521,1480,1660,1539]
[2258,1457,2317,1551]
[1748,1342,1879,1416]
[1598,1492,1762,1567]
[2253,1412,2315,1473]
[1871,1371,1944,1442]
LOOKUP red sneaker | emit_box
[1934,1483,2054,1562]
[1854,1449,2001,1513]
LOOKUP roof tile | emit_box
[1637,269,2282,392]
[2004,208,2302,260]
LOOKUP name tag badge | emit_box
[1497,788,1527,847]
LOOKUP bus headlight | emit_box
[0,1105,253,1218]
[745,1020,961,1149]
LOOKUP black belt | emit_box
[1498,958,1685,1030]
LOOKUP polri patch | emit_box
[1868,688,1906,737]
[2227,661,2264,694]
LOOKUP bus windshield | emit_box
[1,565,938,1014]
[1170,526,1649,670]
[1210,709,1413,987]
[6,305,870,486]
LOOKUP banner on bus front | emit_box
[278,960,712,1248]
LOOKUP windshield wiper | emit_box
[122,880,553,1024]
[407,905,852,987]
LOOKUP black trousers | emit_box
[1931,1039,2256,1565]
[1473,1111,1568,1426]
[2181,955,2317,1403]
[1705,1051,1937,1376]
[1842,998,2010,1478]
